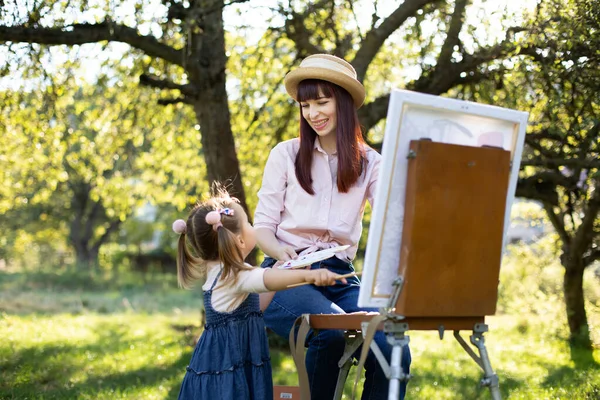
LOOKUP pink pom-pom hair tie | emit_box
[205,208,235,232]
[172,219,187,234]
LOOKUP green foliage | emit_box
[456,0,599,345]
[226,30,299,212]
[0,67,207,266]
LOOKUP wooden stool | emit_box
[291,314,492,400]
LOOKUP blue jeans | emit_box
[261,256,411,400]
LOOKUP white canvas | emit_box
[358,89,529,308]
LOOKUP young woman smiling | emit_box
[254,54,411,400]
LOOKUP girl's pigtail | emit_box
[173,219,202,289]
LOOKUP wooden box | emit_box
[273,385,301,399]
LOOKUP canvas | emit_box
[358,89,529,308]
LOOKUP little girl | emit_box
[173,187,346,400]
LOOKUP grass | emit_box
[1,254,599,399]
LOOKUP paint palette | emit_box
[277,245,350,269]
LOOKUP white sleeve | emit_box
[366,152,381,208]
[234,268,268,293]
[209,268,269,312]
[254,144,288,232]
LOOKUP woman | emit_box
[254,54,411,400]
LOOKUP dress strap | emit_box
[209,268,223,291]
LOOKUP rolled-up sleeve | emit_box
[254,144,288,232]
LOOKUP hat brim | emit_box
[284,67,366,109]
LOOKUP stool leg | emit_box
[334,358,353,400]
[333,332,364,400]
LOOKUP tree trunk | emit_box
[187,1,248,213]
[562,255,592,348]
[68,185,106,271]
[192,97,256,266]
[71,238,100,270]
[192,98,247,210]
[186,1,255,265]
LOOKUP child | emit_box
[173,187,346,400]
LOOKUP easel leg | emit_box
[384,321,411,400]
[471,331,501,400]
[454,324,501,400]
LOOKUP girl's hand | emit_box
[308,269,347,286]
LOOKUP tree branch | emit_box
[520,158,600,169]
[357,93,390,133]
[573,182,600,255]
[139,74,198,97]
[353,0,442,81]
[84,200,103,242]
[453,69,501,87]
[435,0,468,73]
[0,22,184,66]
[583,249,600,267]
[281,0,330,56]
[514,175,559,205]
[542,203,571,246]
[526,129,568,143]
[157,97,193,105]
[359,30,535,130]
[167,0,251,20]
[92,219,122,251]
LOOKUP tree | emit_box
[517,0,599,348]
[266,0,540,133]
[1,0,540,205]
[0,0,250,214]
[0,70,203,268]
[464,0,599,347]
[226,0,544,202]
[2,0,565,272]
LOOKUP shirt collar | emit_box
[313,137,337,155]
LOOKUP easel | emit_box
[290,140,511,400]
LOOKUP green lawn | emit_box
[0,263,599,399]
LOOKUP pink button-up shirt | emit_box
[254,138,380,261]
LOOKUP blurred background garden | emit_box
[0,0,599,399]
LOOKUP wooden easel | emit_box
[290,140,511,400]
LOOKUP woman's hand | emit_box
[307,269,347,286]
[276,245,298,262]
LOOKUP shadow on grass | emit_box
[0,268,179,293]
[568,342,600,370]
[539,344,600,397]
[0,319,196,399]
[408,368,524,399]
[0,268,202,316]
[268,330,526,399]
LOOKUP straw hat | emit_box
[284,54,366,108]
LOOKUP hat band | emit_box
[300,58,357,79]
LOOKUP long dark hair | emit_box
[175,186,251,289]
[294,79,366,194]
